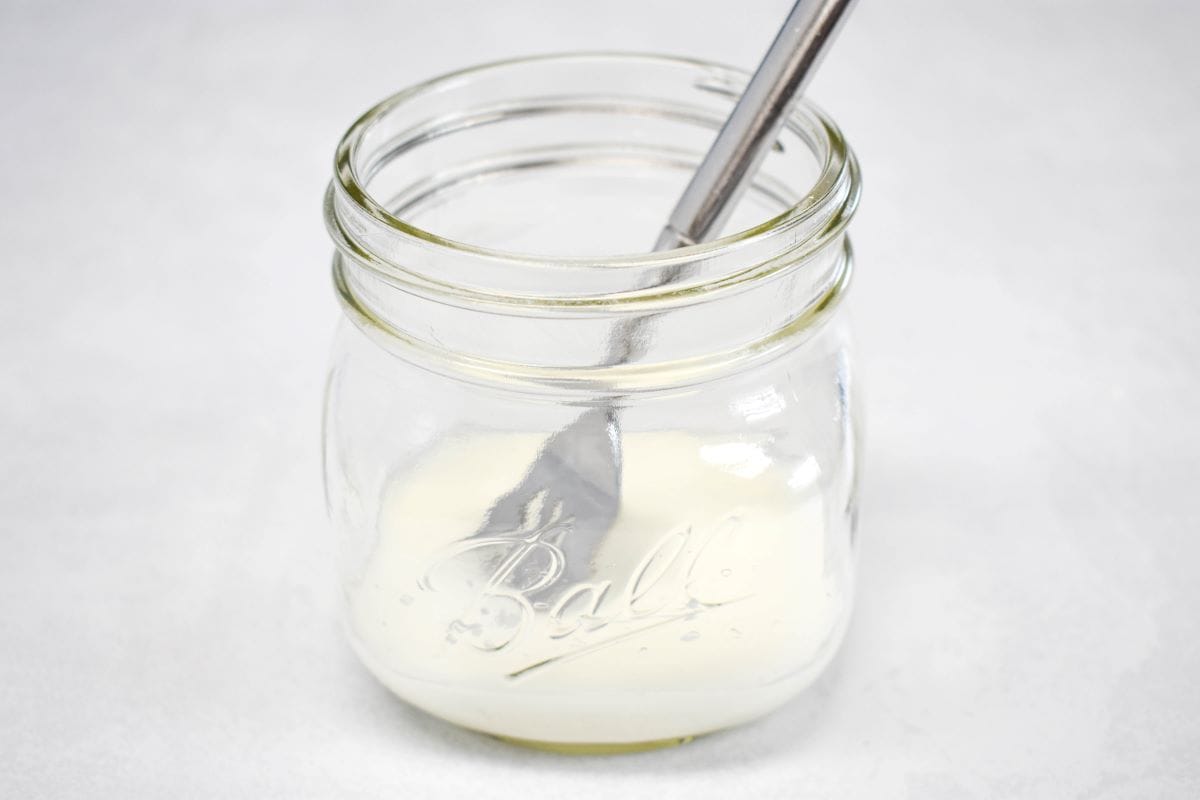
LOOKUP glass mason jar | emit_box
[323,54,861,752]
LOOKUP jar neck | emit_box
[324,54,860,390]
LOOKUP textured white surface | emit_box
[2,1,1198,797]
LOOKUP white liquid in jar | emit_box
[347,431,846,745]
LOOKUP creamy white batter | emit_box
[347,431,846,744]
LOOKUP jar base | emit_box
[494,734,696,755]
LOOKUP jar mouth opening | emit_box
[332,52,858,275]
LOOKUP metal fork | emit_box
[467,0,858,590]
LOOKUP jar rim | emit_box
[331,52,859,283]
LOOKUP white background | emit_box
[3,1,1198,797]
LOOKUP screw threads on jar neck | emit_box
[325,54,859,390]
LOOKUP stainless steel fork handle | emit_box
[655,0,859,251]
[607,0,857,366]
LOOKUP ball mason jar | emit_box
[323,54,861,752]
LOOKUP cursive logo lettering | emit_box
[418,494,753,669]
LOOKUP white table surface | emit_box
[3,1,1198,797]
